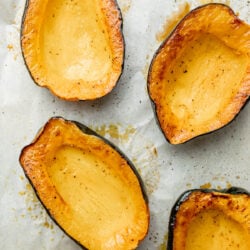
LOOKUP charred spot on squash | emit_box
[19,117,149,250]
[167,187,250,250]
[21,0,124,101]
[148,4,250,144]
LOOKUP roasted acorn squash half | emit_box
[21,0,124,101]
[148,4,250,144]
[19,117,149,250]
[167,187,250,250]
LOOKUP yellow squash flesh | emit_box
[171,190,250,250]
[19,118,149,250]
[21,0,124,100]
[148,4,250,144]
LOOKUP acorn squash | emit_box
[148,4,250,144]
[167,187,250,250]
[19,117,149,250]
[21,0,124,101]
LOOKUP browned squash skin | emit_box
[21,0,124,101]
[167,187,250,250]
[148,4,250,144]
[19,117,149,250]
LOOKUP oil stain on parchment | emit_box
[216,181,232,190]
[7,43,18,60]
[212,176,232,190]
[156,2,190,43]
[199,180,232,190]
[186,175,233,190]
[120,0,132,15]
[18,177,55,231]
[200,182,212,189]
[198,0,230,5]
[131,142,160,195]
[142,54,151,80]
[7,44,14,50]
[158,232,169,250]
[92,123,136,142]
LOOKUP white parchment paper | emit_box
[0,0,249,249]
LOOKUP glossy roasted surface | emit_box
[21,0,124,100]
[20,117,149,250]
[168,188,250,250]
[148,4,250,144]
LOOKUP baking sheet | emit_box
[0,0,249,249]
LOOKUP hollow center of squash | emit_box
[47,145,138,247]
[185,209,250,250]
[164,33,248,126]
[40,0,112,81]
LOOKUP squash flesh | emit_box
[185,209,250,250]
[162,33,248,128]
[41,0,112,82]
[19,118,149,250]
[148,4,250,144]
[48,145,143,248]
[21,0,124,100]
[170,190,250,250]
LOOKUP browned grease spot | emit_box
[7,43,18,60]
[108,124,119,139]
[226,181,232,189]
[44,221,50,228]
[159,232,169,250]
[44,220,54,230]
[132,142,160,195]
[7,44,14,50]
[156,2,190,42]
[18,181,55,230]
[213,176,225,181]
[26,183,32,191]
[153,147,158,156]
[121,0,131,15]
[200,182,212,189]
[199,181,231,191]
[142,61,150,80]
[93,124,136,142]
[211,176,232,189]
[186,183,192,188]
[198,0,230,5]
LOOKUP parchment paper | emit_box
[0,0,249,249]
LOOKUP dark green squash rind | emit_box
[19,117,148,250]
[147,3,250,144]
[167,187,250,250]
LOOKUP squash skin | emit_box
[21,0,125,101]
[147,3,250,144]
[19,117,149,250]
[167,187,250,250]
